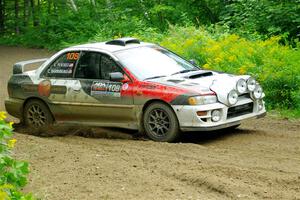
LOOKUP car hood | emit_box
[148,70,250,105]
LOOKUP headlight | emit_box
[236,79,247,94]
[188,95,217,105]
[228,90,238,106]
[247,77,256,91]
[253,85,263,99]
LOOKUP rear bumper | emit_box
[4,98,24,119]
[173,98,266,132]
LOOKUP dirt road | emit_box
[1,46,300,200]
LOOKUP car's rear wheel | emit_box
[24,99,53,130]
[143,102,180,142]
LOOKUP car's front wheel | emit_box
[143,102,180,142]
[24,99,54,130]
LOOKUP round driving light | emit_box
[253,85,263,99]
[247,77,256,91]
[211,110,222,122]
[228,90,238,106]
[236,79,247,94]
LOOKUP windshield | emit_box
[115,46,198,80]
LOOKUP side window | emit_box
[101,55,123,80]
[75,52,101,79]
[44,52,79,78]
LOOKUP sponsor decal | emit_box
[47,62,74,74]
[48,68,73,74]
[38,80,51,97]
[122,83,129,91]
[140,84,156,89]
[55,63,74,68]
[91,81,122,97]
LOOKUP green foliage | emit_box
[1,0,299,48]
[0,112,35,200]
[220,0,300,43]
[138,26,300,111]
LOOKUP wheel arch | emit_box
[142,99,173,113]
[22,97,55,121]
[140,99,178,131]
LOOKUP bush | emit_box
[0,112,34,200]
[137,26,300,112]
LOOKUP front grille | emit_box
[227,102,254,119]
[239,93,251,99]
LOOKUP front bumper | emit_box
[172,97,266,132]
[5,98,24,119]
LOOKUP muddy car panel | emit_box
[5,38,266,132]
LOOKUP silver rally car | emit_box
[5,38,266,142]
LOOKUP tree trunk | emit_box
[69,0,77,11]
[53,0,58,16]
[47,0,51,14]
[0,0,4,33]
[23,0,29,28]
[90,0,95,6]
[15,0,20,34]
[36,0,40,26]
[30,0,38,26]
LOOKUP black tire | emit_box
[23,99,54,131]
[143,102,180,142]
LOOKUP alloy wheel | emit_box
[27,104,47,127]
[148,108,170,137]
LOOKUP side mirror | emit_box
[189,59,197,66]
[109,72,125,82]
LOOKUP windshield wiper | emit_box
[171,69,198,76]
[144,75,166,80]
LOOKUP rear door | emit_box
[40,51,81,121]
[71,51,135,125]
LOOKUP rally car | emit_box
[5,38,266,142]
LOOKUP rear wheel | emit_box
[24,99,54,130]
[143,102,180,142]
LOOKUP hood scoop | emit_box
[167,79,185,83]
[184,71,213,79]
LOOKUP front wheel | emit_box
[24,99,54,130]
[143,102,180,142]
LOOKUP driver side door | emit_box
[71,51,136,127]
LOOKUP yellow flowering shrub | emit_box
[140,26,300,112]
[0,112,35,200]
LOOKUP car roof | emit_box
[70,38,154,53]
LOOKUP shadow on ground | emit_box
[13,123,256,144]
[180,127,254,144]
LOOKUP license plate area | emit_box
[227,102,254,119]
